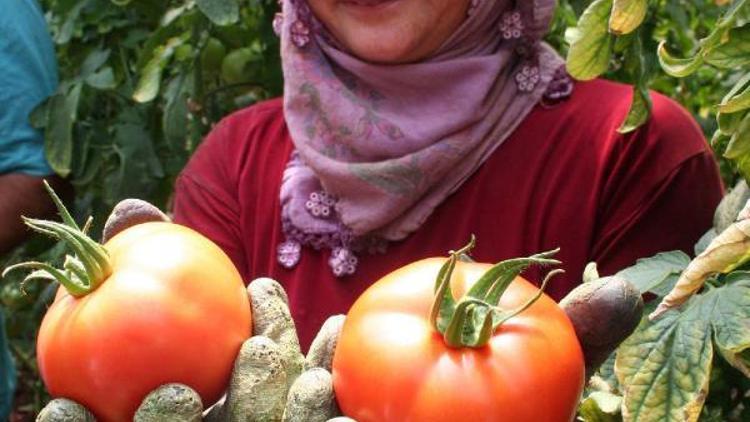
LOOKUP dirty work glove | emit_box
[36,199,349,422]
[560,267,644,380]
[201,278,346,422]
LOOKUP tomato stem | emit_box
[429,236,475,333]
[2,261,89,296]
[492,269,564,328]
[1,181,112,298]
[430,239,563,349]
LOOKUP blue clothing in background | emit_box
[0,308,14,420]
[1,1,58,418]
[0,0,58,175]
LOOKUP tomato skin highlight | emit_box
[332,258,585,422]
[36,222,252,422]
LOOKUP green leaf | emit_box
[709,272,750,377]
[609,0,647,35]
[720,73,750,108]
[579,391,623,422]
[696,0,750,54]
[719,0,750,30]
[595,353,621,393]
[717,73,750,117]
[718,111,745,136]
[724,113,750,159]
[29,100,50,130]
[109,112,165,200]
[719,84,750,114]
[221,47,258,84]
[79,49,110,79]
[616,304,713,422]
[713,180,750,234]
[565,0,615,81]
[657,41,704,78]
[721,73,750,113]
[162,73,191,149]
[162,3,193,27]
[616,251,691,297]
[136,14,187,71]
[616,274,750,422]
[716,347,750,378]
[55,0,89,44]
[583,262,601,283]
[618,32,652,133]
[736,153,750,182]
[695,229,718,257]
[196,0,239,26]
[618,85,652,134]
[705,24,750,69]
[45,84,83,177]
[133,36,186,103]
[85,67,116,90]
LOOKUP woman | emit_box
[173,0,723,349]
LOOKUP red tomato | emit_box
[36,222,252,422]
[332,258,585,422]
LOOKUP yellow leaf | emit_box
[609,0,648,35]
[650,216,750,319]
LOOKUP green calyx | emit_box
[1,181,112,298]
[429,236,563,349]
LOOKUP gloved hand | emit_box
[560,266,644,379]
[36,199,349,422]
[199,277,345,422]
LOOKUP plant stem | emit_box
[430,239,561,349]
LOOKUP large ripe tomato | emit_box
[36,222,252,422]
[332,257,585,422]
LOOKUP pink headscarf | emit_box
[276,0,572,276]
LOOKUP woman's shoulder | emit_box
[216,97,286,136]
[565,78,707,148]
[535,78,712,164]
[504,78,718,210]
[191,97,288,162]
[178,97,290,190]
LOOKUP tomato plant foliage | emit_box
[561,1,750,421]
[561,0,750,178]
[32,0,282,223]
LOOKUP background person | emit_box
[1,0,67,418]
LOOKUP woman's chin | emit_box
[309,0,471,63]
[347,45,415,64]
[339,0,404,15]
[336,31,425,64]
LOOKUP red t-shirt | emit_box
[173,79,723,349]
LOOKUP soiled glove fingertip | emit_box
[248,277,290,306]
[306,315,346,372]
[561,276,644,377]
[102,199,170,243]
[133,383,202,422]
[282,368,335,422]
[224,336,288,422]
[36,398,95,422]
[247,278,304,388]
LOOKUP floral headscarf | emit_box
[275,0,573,276]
